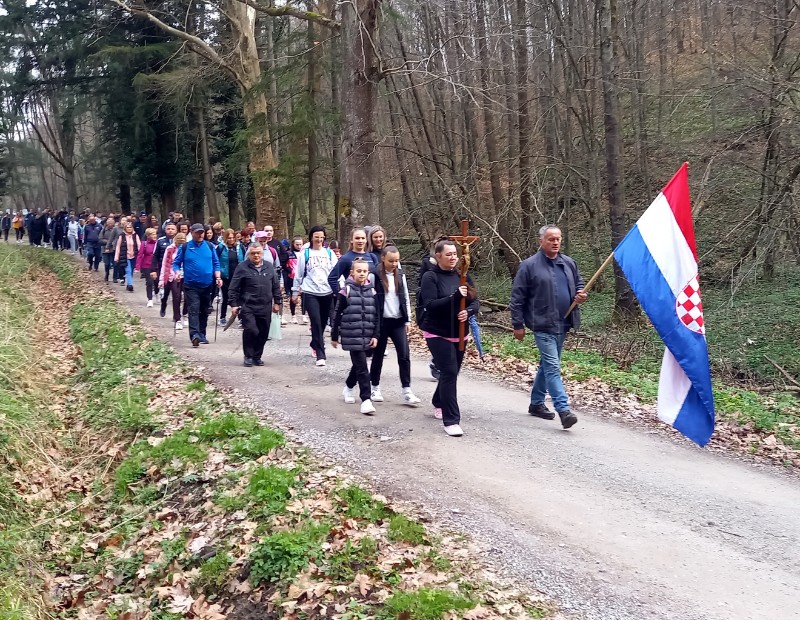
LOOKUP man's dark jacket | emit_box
[509,250,585,333]
[228,259,281,316]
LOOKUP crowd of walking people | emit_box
[6,206,587,437]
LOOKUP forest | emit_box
[0,0,798,377]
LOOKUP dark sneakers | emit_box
[198,335,210,345]
[243,357,254,367]
[559,410,579,429]
[253,359,265,366]
[529,403,555,420]
[191,336,200,347]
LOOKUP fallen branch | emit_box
[764,355,800,393]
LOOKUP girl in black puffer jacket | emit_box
[331,258,380,416]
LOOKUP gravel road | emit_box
[107,282,800,620]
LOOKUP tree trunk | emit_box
[197,104,220,220]
[307,16,321,227]
[474,0,519,276]
[512,0,533,235]
[118,182,131,214]
[338,0,381,233]
[224,0,287,237]
[227,180,242,231]
[599,0,639,319]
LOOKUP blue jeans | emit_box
[531,332,569,412]
[125,258,135,286]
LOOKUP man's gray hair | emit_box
[247,244,263,256]
[538,225,561,239]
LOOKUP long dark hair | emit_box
[379,245,401,294]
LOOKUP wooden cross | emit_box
[449,220,480,351]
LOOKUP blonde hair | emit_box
[145,227,157,238]
[174,233,187,244]
[368,225,388,252]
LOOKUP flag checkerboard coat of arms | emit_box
[613,163,716,446]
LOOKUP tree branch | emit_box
[232,0,340,30]
[104,0,247,91]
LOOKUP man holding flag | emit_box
[613,163,715,446]
[510,225,588,429]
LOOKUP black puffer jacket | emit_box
[331,277,380,351]
[228,259,281,316]
[419,265,479,339]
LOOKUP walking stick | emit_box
[214,292,220,342]
[449,220,480,352]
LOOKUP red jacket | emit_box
[135,239,157,271]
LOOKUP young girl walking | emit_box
[369,246,421,405]
[160,232,187,331]
[135,227,158,307]
[331,258,380,415]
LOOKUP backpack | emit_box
[303,247,334,279]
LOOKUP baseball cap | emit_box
[139,210,146,216]
[254,230,269,239]
[190,223,205,233]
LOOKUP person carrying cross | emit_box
[509,225,588,429]
[418,237,480,437]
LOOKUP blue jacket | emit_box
[173,239,220,287]
[509,250,585,333]
[83,221,104,245]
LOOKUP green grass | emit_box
[248,521,329,586]
[387,514,427,545]
[114,430,208,495]
[381,588,474,620]
[324,537,379,582]
[195,553,234,591]
[336,485,390,522]
[245,465,298,518]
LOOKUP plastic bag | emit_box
[269,312,282,340]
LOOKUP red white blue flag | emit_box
[614,163,716,446]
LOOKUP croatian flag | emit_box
[614,163,715,446]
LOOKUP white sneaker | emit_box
[182,318,188,327]
[291,316,298,324]
[302,316,308,324]
[402,389,421,405]
[433,408,443,420]
[342,387,356,404]
[175,321,183,330]
[444,424,463,437]
[146,300,153,308]
[280,317,287,326]
[316,359,326,367]
[370,386,384,402]
[360,399,376,416]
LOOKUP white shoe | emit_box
[402,389,421,405]
[280,317,287,326]
[302,316,309,324]
[175,321,183,330]
[444,424,463,437]
[342,387,356,404]
[146,300,153,308]
[316,359,326,367]
[291,316,298,324]
[182,318,188,327]
[370,386,384,402]
[360,399,376,416]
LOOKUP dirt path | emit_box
[101,276,800,620]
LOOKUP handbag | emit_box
[269,313,282,341]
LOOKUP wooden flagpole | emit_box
[563,251,615,319]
